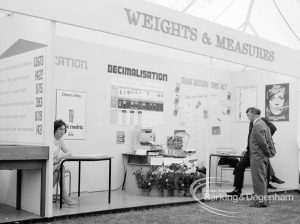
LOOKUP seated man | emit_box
[227,116,284,196]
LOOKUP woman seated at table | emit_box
[53,119,77,205]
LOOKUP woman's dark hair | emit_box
[54,119,67,134]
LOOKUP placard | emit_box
[116,130,125,144]
[56,89,86,139]
[0,47,46,144]
[163,157,183,166]
[149,157,163,166]
[265,83,289,121]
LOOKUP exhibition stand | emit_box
[0,0,299,222]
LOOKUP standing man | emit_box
[261,117,284,189]
[227,110,284,196]
[247,107,273,207]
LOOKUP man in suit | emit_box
[261,117,284,189]
[247,107,272,207]
[227,111,284,196]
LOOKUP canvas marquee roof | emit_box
[146,0,300,50]
[0,0,299,50]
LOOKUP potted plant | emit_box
[166,172,175,196]
[157,166,172,197]
[146,167,160,196]
[177,172,186,196]
[158,172,169,196]
[133,168,152,195]
[169,163,184,196]
[182,173,193,196]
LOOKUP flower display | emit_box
[133,160,206,196]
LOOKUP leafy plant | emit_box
[166,173,175,191]
[176,172,186,191]
[133,167,158,192]
[156,166,172,190]
[157,172,169,190]
[169,163,185,190]
[133,169,151,192]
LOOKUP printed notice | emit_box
[56,90,86,139]
[116,130,125,144]
[110,77,164,127]
[0,47,46,144]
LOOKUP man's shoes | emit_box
[271,176,285,184]
[250,201,268,208]
[226,188,241,196]
[267,184,277,189]
[62,197,77,206]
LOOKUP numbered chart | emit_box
[0,48,46,144]
[110,77,165,127]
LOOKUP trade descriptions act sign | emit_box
[56,89,86,139]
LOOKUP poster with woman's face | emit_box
[265,83,289,121]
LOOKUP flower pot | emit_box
[141,190,150,196]
[178,190,185,197]
[168,148,174,156]
[162,189,168,197]
[174,175,179,190]
[149,185,161,197]
[185,189,191,197]
[173,189,179,197]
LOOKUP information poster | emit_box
[110,77,164,127]
[0,47,46,144]
[265,83,289,121]
[177,77,231,127]
[116,130,125,144]
[56,90,86,139]
[235,86,257,122]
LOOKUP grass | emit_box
[37,192,300,224]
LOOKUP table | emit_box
[121,153,149,190]
[0,145,49,217]
[121,152,186,191]
[209,153,243,182]
[122,152,186,165]
[59,155,112,209]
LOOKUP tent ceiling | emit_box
[0,9,13,19]
[146,0,300,50]
[1,1,299,50]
